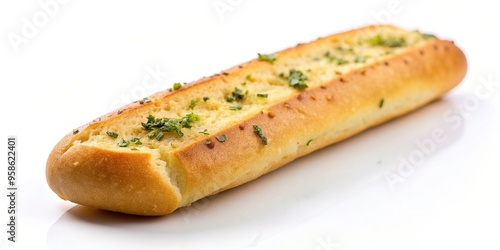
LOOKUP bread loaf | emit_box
[46,25,467,216]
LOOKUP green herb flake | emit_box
[131,148,139,151]
[155,131,164,141]
[179,113,200,128]
[118,138,130,147]
[253,125,268,145]
[226,87,245,102]
[199,129,209,135]
[130,138,142,145]
[241,82,247,86]
[229,105,242,111]
[283,69,309,90]
[106,131,119,138]
[173,82,182,90]
[216,134,227,142]
[354,56,366,63]
[258,53,278,63]
[417,30,437,40]
[307,139,313,146]
[379,98,384,108]
[118,137,142,147]
[324,51,334,62]
[336,58,348,65]
[232,87,245,100]
[203,96,210,102]
[257,93,268,98]
[422,33,437,39]
[368,35,406,48]
[261,137,268,145]
[142,113,200,140]
[324,51,348,65]
[189,99,198,110]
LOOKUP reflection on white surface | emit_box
[46,97,487,250]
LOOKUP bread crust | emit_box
[47,134,182,215]
[46,25,467,215]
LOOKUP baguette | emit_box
[46,25,467,216]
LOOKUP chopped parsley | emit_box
[367,35,406,48]
[229,105,242,111]
[118,137,142,147]
[216,134,227,142]
[155,132,164,141]
[336,57,348,65]
[199,129,209,135]
[354,56,367,63]
[417,30,437,40]
[253,125,268,145]
[307,139,313,146]
[257,93,268,98]
[336,45,353,52]
[258,53,278,63]
[281,69,309,90]
[142,113,200,140]
[173,82,182,90]
[379,98,384,108]
[422,33,436,39]
[117,139,129,147]
[324,51,348,65]
[226,87,245,103]
[189,100,198,110]
[203,96,210,102]
[324,51,334,62]
[130,138,142,145]
[106,131,118,138]
[232,87,245,100]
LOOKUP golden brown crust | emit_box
[173,39,467,206]
[46,25,467,215]
[46,134,181,216]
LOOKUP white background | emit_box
[1,0,499,249]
